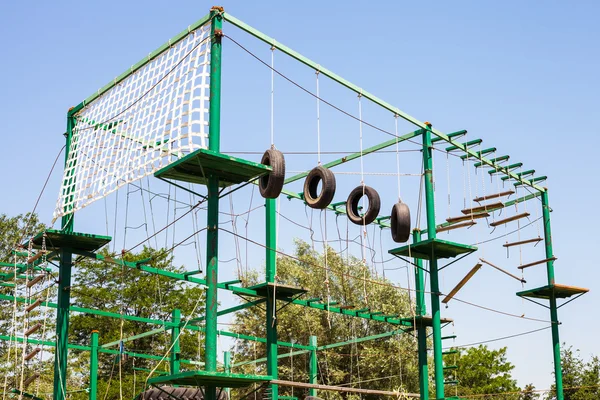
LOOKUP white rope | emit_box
[270,46,275,147]
[316,69,321,165]
[394,115,402,202]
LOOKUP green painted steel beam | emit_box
[309,336,317,397]
[101,327,166,348]
[284,129,423,185]
[188,299,266,325]
[89,331,99,400]
[413,229,428,400]
[170,309,181,374]
[69,13,212,115]
[232,349,310,368]
[473,155,509,168]
[460,147,496,160]
[445,139,482,152]
[431,130,466,144]
[316,328,409,351]
[501,169,535,181]
[222,13,545,192]
[488,162,523,175]
[514,176,547,187]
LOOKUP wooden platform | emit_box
[516,284,589,300]
[246,282,308,300]
[147,371,272,388]
[389,238,477,260]
[154,148,271,187]
[24,230,111,252]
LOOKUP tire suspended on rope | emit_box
[390,201,411,243]
[346,185,381,225]
[303,166,336,209]
[137,386,228,400]
[259,148,285,199]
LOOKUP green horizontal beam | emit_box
[188,298,266,324]
[501,169,535,181]
[431,130,466,144]
[316,328,409,351]
[488,162,523,175]
[474,155,509,168]
[70,12,212,115]
[445,139,482,152]
[222,12,545,192]
[504,191,541,207]
[101,327,166,348]
[515,176,547,187]
[232,349,310,368]
[283,129,423,185]
[460,147,496,160]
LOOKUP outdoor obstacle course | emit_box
[0,6,589,400]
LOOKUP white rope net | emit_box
[53,24,211,221]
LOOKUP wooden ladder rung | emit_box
[503,237,543,248]
[446,213,489,224]
[25,299,42,313]
[437,221,476,233]
[24,323,42,337]
[461,201,504,215]
[24,347,41,361]
[473,190,515,202]
[442,263,482,304]
[489,212,530,227]
[23,373,40,387]
[518,257,557,270]
[26,250,46,264]
[26,275,44,288]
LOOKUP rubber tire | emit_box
[259,149,285,199]
[303,166,336,209]
[346,185,381,225]
[137,386,228,400]
[391,201,411,243]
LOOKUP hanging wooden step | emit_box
[23,373,40,388]
[461,202,504,215]
[489,212,530,227]
[24,323,42,337]
[480,258,526,283]
[24,348,41,361]
[473,190,515,202]
[437,221,476,233]
[518,257,557,270]
[503,237,543,248]
[446,212,489,224]
[442,263,482,304]
[26,275,44,288]
[26,251,46,265]
[25,299,42,313]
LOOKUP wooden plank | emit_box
[446,213,489,224]
[480,258,526,283]
[489,212,530,227]
[461,201,504,215]
[503,237,543,248]
[518,257,557,270]
[437,221,476,233]
[442,263,482,304]
[473,190,515,202]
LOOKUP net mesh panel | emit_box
[53,24,211,221]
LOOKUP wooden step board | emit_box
[489,212,530,227]
[473,190,515,202]
[518,257,557,270]
[503,237,543,248]
[480,258,525,283]
[442,263,482,304]
[461,201,504,215]
[437,221,476,233]
[447,213,489,224]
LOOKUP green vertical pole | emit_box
[541,189,563,400]
[54,111,76,400]
[422,123,444,400]
[205,7,223,400]
[308,336,317,397]
[266,198,278,399]
[223,351,231,398]
[89,330,99,400]
[170,309,181,374]
[412,229,429,400]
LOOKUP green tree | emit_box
[549,344,600,400]
[232,240,418,399]
[444,345,520,399]
[521,383,539,400]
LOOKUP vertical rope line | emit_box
[446,151,451,219]
[316,70,321,165]
[394,115,401,202]
[270,47,275,148]
[358,93,368,306]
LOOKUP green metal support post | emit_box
[223,351,231,398]
[89,330,99,400]
[412,229,429,400]
[422,124,444,399]
[170,309,181,374]
[205,7,223,400]
[266,198,279,399]
[53,111,76,400]
[541,189,564,400]
[309,336,317,397]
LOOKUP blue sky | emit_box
[1,0,599,393]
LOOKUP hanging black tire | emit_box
[259,148,285,199]
[137,386,228,399]
[303,166,336,209]
[346,185,381,225]
[391,201,411,243]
